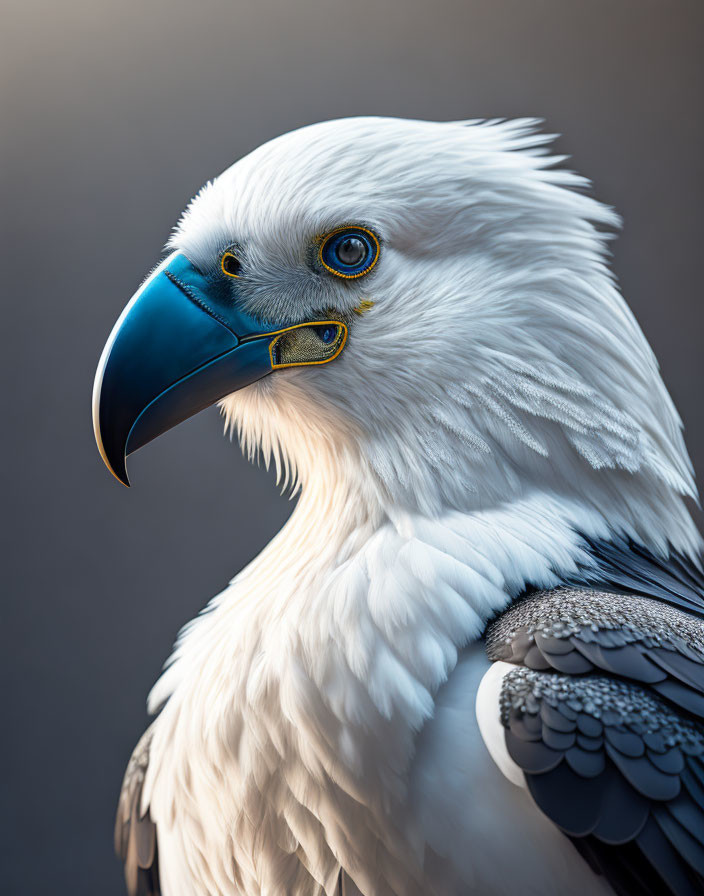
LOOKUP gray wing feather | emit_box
[115,727,161,896]
[487,588,704,719]
[499,666,704,893]
[485,587,704,896]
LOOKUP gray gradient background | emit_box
[2,0,703,893]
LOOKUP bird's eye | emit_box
[319,227,379,279]
[221,251,242,278]
[336,237,366,267]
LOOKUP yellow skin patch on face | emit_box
[353,299,375,315]
[267,320,348,370]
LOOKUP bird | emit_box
[93,117,704,896]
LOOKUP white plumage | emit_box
[110,117,703,895]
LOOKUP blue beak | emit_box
[93,253,279,486]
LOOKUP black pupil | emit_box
[223,253,241,276]
[335,236,366,267]
[317,326,336,344]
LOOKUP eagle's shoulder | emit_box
[481,580,704,896]
[114,726,160,896]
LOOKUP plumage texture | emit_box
[482,586,704,895]
[497,657,704,893]
[116,728,160,896]
[486,587,704,711]
[115,117,704,895]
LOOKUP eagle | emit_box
[93,117,704,896]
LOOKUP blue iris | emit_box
[320,228,377,277]
[317,325,337,344]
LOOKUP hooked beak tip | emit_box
[94,425,131,487]
[93,366,131,487]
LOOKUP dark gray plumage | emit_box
[578,536,704,618]
[487,588,704,719]
[486,584,704,896]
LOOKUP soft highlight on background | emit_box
[1,0,702,892]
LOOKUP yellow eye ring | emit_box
[319,226,380,279]
[221,251,242,278]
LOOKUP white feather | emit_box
[475,660,525,789]
[135,117,701,894]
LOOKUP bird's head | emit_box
[93,117,699,552]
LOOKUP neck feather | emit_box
[148,477,627,718]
